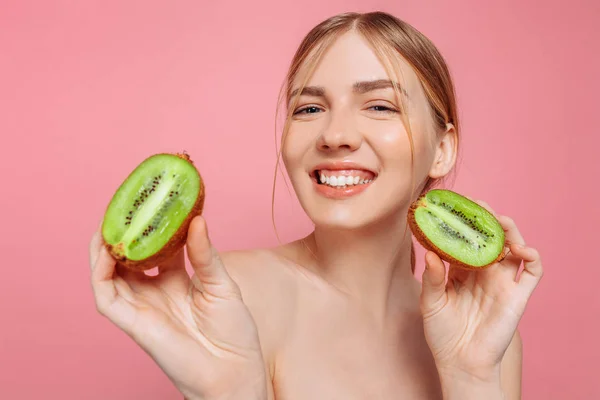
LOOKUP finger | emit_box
[447,264,473,291]
[91,245,119,315]
[90,220,145,286]
[113,274,137,302]
[115,263,152,292]
[497,215,525,247]
[91,247,139,333]
[186,216,240,297]
[89,222,104,269]
[158,246,186,274]
[190,272,203,292]
[495,215,527,277]
[514,245,543,295]
[155,248,190,294]
[421,251,449,315]
[90,226,137,309]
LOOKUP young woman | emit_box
[89,11,543,400]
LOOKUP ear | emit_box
[428,123,457,179]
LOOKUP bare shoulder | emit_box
[219,245,300,359]
[220,246,299,306]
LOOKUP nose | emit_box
[316,110,362,153]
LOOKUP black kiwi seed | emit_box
[102,152,205,272]
[408,189,506,269]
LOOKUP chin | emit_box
[309,207,376,230]
[290,170,411,232]
[300,191,404,233]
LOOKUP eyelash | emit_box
[294,106,322,115]
[368,105,398,113]
[293,105,399,115]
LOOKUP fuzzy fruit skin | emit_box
[407,190,506,270]
[101,152,205,272]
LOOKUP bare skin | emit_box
[90,29,539,400]
[222,243,442,399]
[221,240,522,399]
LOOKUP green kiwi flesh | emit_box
[102,152,204,270]
[408,189,505,269]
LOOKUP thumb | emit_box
[186,215,239,297]
[421,251,448,312]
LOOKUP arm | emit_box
[500,330,523,400]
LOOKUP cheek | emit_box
[368,119,434,175]
[367,121,413,164]
[379,127,410,151]
[281,125,311,173]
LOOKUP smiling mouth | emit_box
[313,169,377,188]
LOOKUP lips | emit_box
[311,161,377,181]
[315,170,374,187]
[308,162,378,200]
[311,161,377,188]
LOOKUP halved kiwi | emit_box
[408,189,506,269]
[101,152,205,271]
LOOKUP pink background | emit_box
[1,0,598,399]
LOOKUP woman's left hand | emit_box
[419,199,543,383]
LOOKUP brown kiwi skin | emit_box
[101,152,205,272]
[407,191,506,270]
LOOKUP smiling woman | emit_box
[89,11,542,400]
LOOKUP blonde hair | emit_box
[272,11,460,273]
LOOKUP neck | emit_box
[300,209,420,323]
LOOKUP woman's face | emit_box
[282,31,453,230]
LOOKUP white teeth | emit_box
[317,171,374,188]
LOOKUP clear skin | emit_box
[89,31,543,400]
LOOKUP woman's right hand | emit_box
[89,216,269,400]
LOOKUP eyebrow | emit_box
[287,79,409,105]
[288,85,325,100]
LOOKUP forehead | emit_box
[292,30,421,96]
